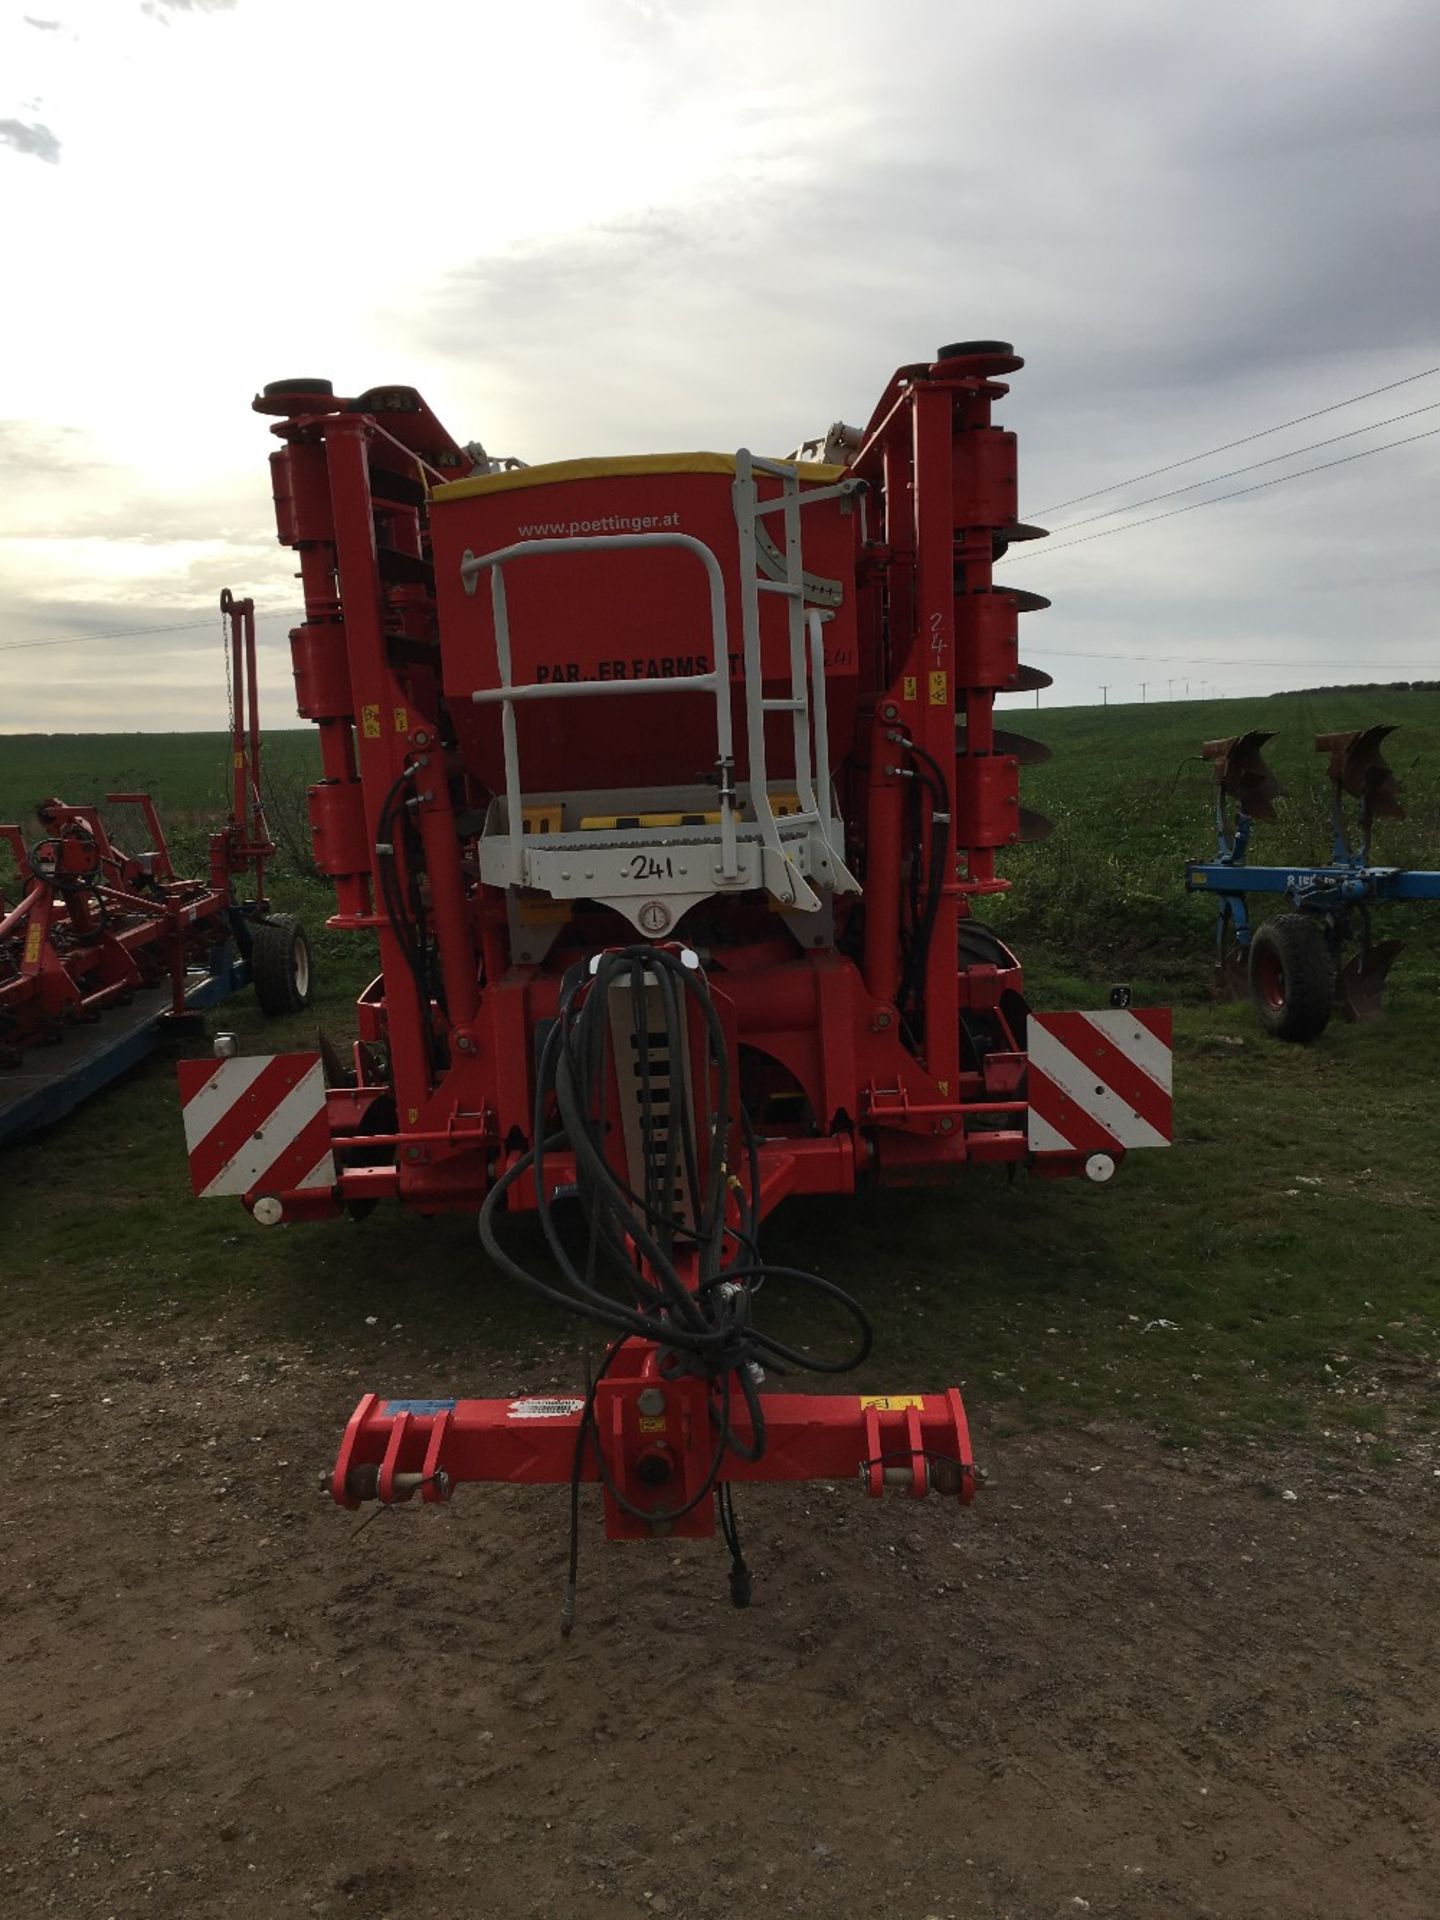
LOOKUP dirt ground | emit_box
[4,1320,1438,1920]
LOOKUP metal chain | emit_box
[220,601,235,814]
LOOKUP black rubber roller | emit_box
[937,340,1015,359]
[263,377,335,398]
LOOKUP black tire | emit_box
[959,920,1029,1064]
[1248,915,1333,1043]
[958,920,1019,971]
[252,914,313,1016]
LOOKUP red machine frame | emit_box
[184,350,1169,1581]
[246,347,1080,1221]
[1,594,274,1071]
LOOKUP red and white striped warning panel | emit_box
[1027,1009,1173,1156]
[177,1052,335,1200]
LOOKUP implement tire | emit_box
[252,914,313,1017]
[958,920,1019,970]
[1248,914,1332,1044]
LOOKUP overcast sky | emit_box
[2,0,1437,733]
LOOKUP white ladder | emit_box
[731,448,861,899]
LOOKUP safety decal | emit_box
[1027,1009,1173,1155]
[177,1051,335,1199]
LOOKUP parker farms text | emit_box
[533,652,740,683]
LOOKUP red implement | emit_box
[178,347,1172,1601]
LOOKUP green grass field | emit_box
[0,729,321,827]
[3,697,1437,1458]
[992,685,1440,956]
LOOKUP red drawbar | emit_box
[332,1360,977,1539]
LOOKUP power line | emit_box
[0,610,293,655]
[1045,397,1440,534]
[1024,643,1431,669]
[1016,424,1440,560]
[0,617,216,654]
[1030,363,1440,518]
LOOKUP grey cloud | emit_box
[0,423,285,551]
[0,420,92,482]
[10,510,277,545]
[516,13,1425,430]
[5,0,1437,722]
[441,215,694,328]
[444,0,1439,413]
[0,609,294,733]
[412,0,1437,710]
[0,119,60,164]
[141,0,238,18]
[23,16,62,29]
[601,0,685,52]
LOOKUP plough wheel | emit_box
[1248,915,1332,1044]
[253,914,313,1016]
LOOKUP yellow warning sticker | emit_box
[902,674,918,702]
[233,751,245,769]
[859,1394,924,1411]
[23,924,43,966]
[516,894,571,925]
[577,795,801,831]
[361,703,381,739]
[928,670,948,705]
[638,1414,667,1434]
[393,706,409,733]
[407,1107,419,1125]
[522,805,564,835]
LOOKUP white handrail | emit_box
[732,450,787,875]
[461,532,738,879]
